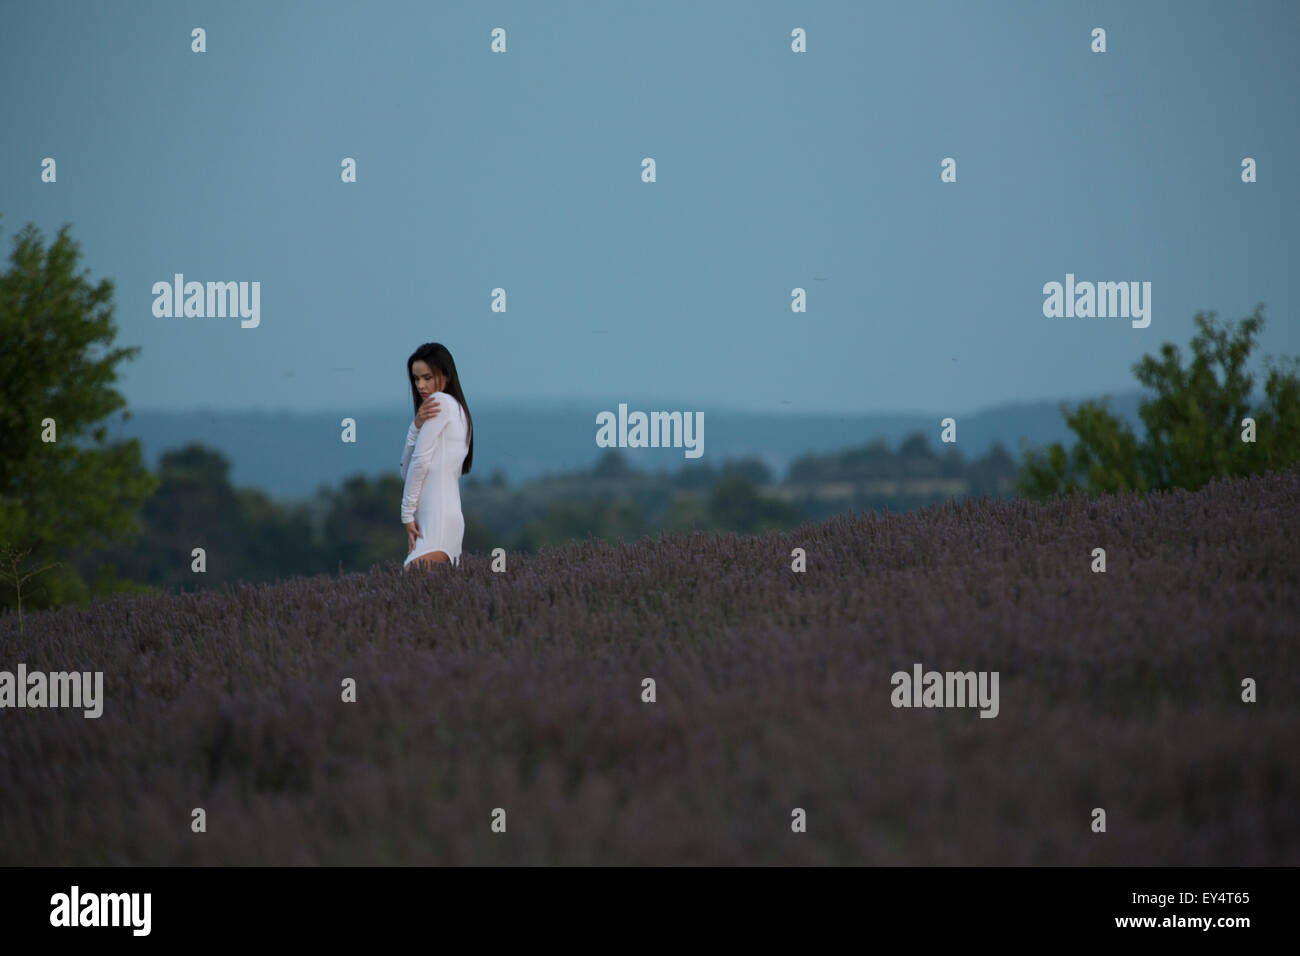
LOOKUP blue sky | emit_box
[3,0,1297,417]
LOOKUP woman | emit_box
[399,343,474,570]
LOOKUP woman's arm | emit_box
[398,397,443,480]
[398,420,419,481]
[400,393,456,525]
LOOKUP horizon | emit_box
[135,385,1161,419]
[99,388,1162,503]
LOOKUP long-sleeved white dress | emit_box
[399,392,470,567]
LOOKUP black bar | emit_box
[0,866,1283,942]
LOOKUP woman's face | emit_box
[411,360,446,398]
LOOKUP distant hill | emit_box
[100,391,1154,502]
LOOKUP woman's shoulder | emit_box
[436,391,467,416]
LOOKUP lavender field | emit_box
[2,467,1297,865]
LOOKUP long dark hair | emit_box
[406,342,473,475]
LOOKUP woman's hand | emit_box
[405,520,421,553]
[415,395,442,428]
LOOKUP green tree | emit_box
[320,473,406,572]
[590,449,633,479]
[708,473,802,534]
[511,497,647,553]
[0,217,158,613]
[719,456,773,486]
[1017,305,1300,500]
[898,431,941,478]
[790,438,892,482]
[660,491,712,534]
[968,442,1017,498]
[233,486,323,579]
[672,459,716,490]
[76,444,241,592]
[462,510,497,557]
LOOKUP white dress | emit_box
[399,392,470,567]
